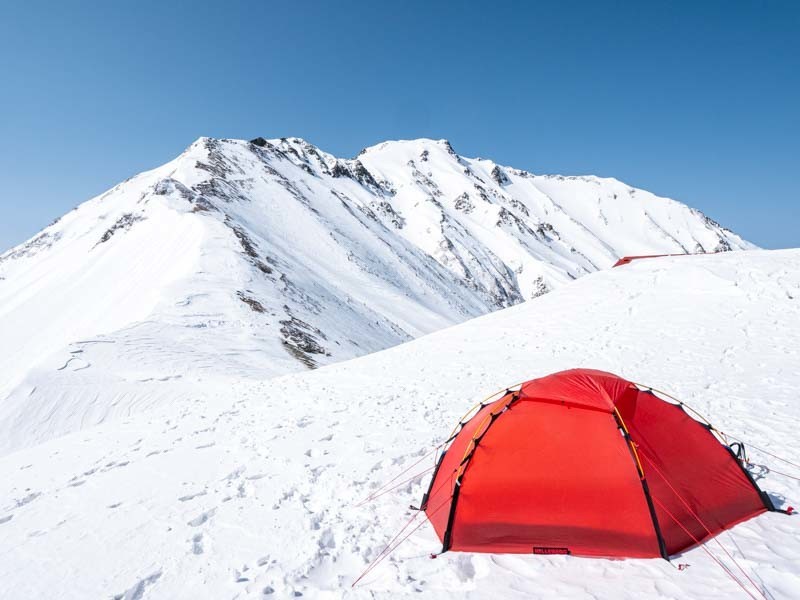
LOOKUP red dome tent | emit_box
[420,369,775,559]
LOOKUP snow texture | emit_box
[1,249,798,599]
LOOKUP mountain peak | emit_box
[357,137,457,158]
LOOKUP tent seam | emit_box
[441,391,520,552]
[612,409,670,560]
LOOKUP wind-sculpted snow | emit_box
[0,136,752,453]
[0,250,797,599]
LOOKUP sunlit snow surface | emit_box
[1,250,798,599]
[0,137,752,454]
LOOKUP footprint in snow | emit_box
[192,533,204,555]
[112,570,162,600]
[15,491,41,508]
[178,490,208,502]
[223,466,246,481]
[103,460,131,471]
[188,508,216,527]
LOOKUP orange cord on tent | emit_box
[457,391,518,472]
[651,495,764,600]
[613,406,646,476]
[351,487,454,587]
[356,443,445,507]
[353,385,528,586]
[356,466,436,506]
[358,383,525,509]
[352,466,460,586]
[351,510,424,587]
[640,451,769,600]
[446,382,524,441]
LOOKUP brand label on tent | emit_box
[532,547,571,555]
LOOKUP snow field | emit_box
[1,249,798,598]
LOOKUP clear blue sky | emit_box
[1,0,797,251]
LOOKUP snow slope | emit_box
[1,249,797,599]
[0,136,753,454]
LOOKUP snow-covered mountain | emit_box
[0,136,752,453]
[1,249,797,599]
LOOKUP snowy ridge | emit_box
[0,249,797,599]
[0,136,752,453]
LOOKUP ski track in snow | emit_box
[0,250,798,599]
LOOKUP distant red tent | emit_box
[613,253,716,268]
[421,369,775,559]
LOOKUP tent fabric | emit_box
[518,368,632,412]
[616,389,769,554]
[612,253,720,268]
[613,254,690,267]
[422,369,772,559]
